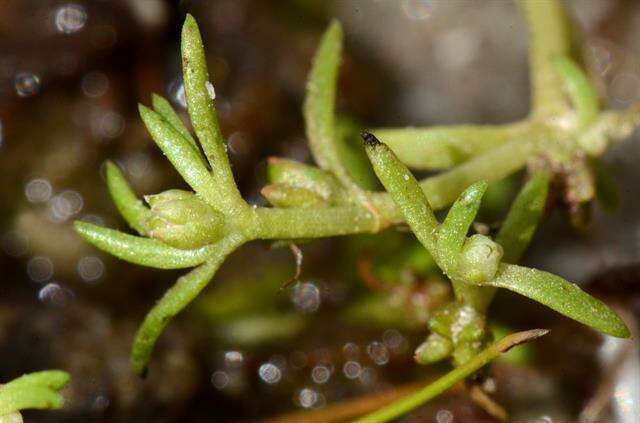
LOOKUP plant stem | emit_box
[518,0,571,116]
[353,329,549,423]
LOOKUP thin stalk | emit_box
[518,0,571,116]
[353,329,549,423]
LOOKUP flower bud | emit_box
[458,234,503,284]
[144,190,224,249]
[428,303,485,343]
[414,333,452,364]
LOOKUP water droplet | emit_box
[342,360,362,380]
[38,282,74,306]
[27,256,54,282]
[297,387,320,409]
[77,256,104,282]
[610,72,640,105]
[211,370,229,389]
[206,81,216,100]
[342,342,360,358]
[48,190,83,222]
[14,72,40,97]
[169,79,187,109]
[81,71,109,98]
[311,365,331,384]
[91,111,125,139]
[436,409,454,423]
[123,152,151,179]
[359,367,377,386]
[228,132,251,156]
[402,0,432,20]
[291,281,321,313]
[24,178,52,203]
[258,362,282,385]
[54,3,87,34]
[383,329,408,353]
[366,341,390,366]
[224,351,244,367]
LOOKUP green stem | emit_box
[353,329,548,423]
[519,0,571,116]
[253,206,378,239]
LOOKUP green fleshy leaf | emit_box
[131,235,243,375]
[139,105,219,203]
[151,93,197,147]
[373,123,526,171]
[3,371,69,391]
[181,15,245,211]
[105,161,151,235]
[485,264,630,338]
[74,221,215,269]
[336,117,379,189]
[0,371,70,415]
[553,56,599,130]
[266,157,341,200]
[496,172,550,263]
[261,184,327,208]
[363,133,439,252]
[437,181,487,275]
[303,20,342,177]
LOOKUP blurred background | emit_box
[1,0,640,421]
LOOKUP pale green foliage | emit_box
[363,136,628,339]
[0,371,69,417]
[74,1,637,397]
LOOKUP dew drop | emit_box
[342,360,362,380]
[311,365,331,384]
[27,256,54,282]
[367,341,390,366]
[291,281,321,313]
[25,178,52,203]
[48,190,84,222]
[54,3,88,34]
[206,81,216,100]
[402,0,432,20]
[258,362,282,385]
[77,256,104,282]
[81,71,109,98]
[14,73,40,97]
[436,409,454,423]
[38,282,74,306]
[211,370,229,389]
[297,387,319,409]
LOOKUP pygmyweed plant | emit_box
[74,0,635,393]
[0,371,69,421]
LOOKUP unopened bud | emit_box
[144,190,224,249]
[458,234,503,284]
[414,333,452,364]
